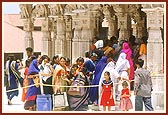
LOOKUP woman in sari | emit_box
[22,59,31,102]
[115,53,131,101]
[90,56,107,105]
[68,67,90,111]
[121,42,134,80]
[52,57,70,94]
[24,56,42,111]
[5,55,19,105]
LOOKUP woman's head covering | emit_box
[122,42,132,58]
[115,53,128,72]
[28,59,40,75]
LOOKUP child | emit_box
[100,71,115,111]
[119,81,133,111]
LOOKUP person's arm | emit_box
[28,74,39,78]
[110,84,113,99]
[125,89,131,97]
[100,83,103,96]
[134,72,140,95]
[148,71,153,92]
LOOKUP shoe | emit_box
[8,100,12,105]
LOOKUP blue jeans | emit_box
[135,95,154,111]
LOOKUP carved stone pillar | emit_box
[51,19,57,57]
[20,4,34,59]
[107,15,117,39]
[142,4,165,111]
[113,4,133,41]
[134,10,147,39]
[55,16,66,57]
[72,15,82,63]
[65,15,72,59]
[23,19,34,49]
[41,18,52,58]
[142,6,164,74]
[117,13,131,41]
[103,5,117,39]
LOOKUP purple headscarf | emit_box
[28,59,40,75]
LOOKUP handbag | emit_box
[53,92,69,108]
[67,81,82,96]
[67,74,86,97]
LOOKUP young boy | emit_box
[134,59,154,111]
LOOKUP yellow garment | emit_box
[139,44,147,55]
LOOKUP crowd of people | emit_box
[4,35,153,111]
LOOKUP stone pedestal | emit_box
[151,75,165,110]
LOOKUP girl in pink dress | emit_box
[100,71,115,111]
[119,81,133,111]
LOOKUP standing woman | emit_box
[39,56,54,95]
[139,36,147,68]
[90,56,107,105]
[22,59,31,102]
[24,56,42,111]
[121,42,134,80]
[68,67,90,111]
[22,56,36,102]
[115,53,130,101]
[51,55,59,70]
[5,55,19,105]
[52,57,70,94]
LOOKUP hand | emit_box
[134,91,137,95]
[110,95,113,99]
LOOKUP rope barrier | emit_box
[5,80,135,93]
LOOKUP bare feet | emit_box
[8,100,12,105]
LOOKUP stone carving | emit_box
[49,4,65,16]
[103,5,111,18]
[32,4,48,18]
[19,4,30,19]
[65,4,77,12]
[142,4,164,9]
[76,4,88,9]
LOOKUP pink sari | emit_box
[121,42,134,80]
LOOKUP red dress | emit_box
[100,80,115,106]
[119,88,133,110]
